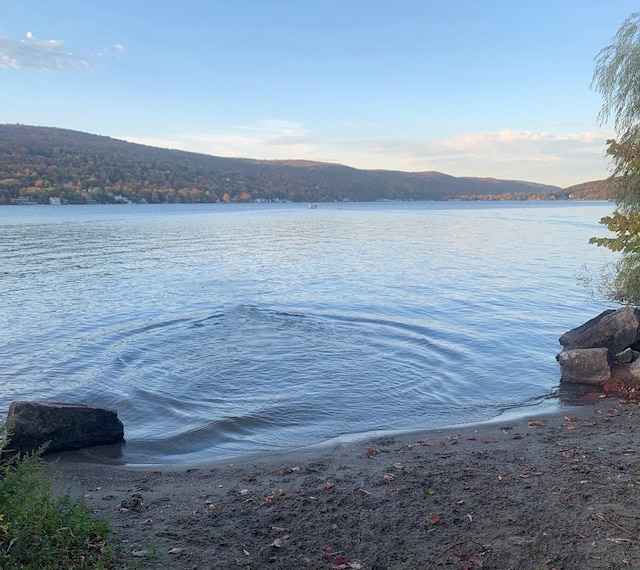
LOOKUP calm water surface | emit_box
[0,201,616,463]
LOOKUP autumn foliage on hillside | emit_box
[0,124,570,204]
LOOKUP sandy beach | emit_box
[49,399,640,570]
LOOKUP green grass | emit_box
[0,429,114,569]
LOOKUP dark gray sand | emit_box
[49,400,640,569]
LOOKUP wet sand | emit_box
[50,399,640,569]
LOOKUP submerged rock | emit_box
[556,348,611,385]
[6,401,124,455]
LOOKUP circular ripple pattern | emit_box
[0,202,616,463]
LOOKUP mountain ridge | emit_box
[0,124,587,204]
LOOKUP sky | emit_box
[1,1,639,188]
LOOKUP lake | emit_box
[0,201,617,464]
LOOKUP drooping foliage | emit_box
[590,12,640,304]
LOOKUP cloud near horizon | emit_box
[0,32,121,71]
[122,122,612,187]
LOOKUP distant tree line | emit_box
[0,124,607,205]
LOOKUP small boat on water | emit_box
[308,203,317,209]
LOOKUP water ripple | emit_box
[0,202,617,463]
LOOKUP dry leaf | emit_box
[527,419,546,427]
[606,537,632,544]
[428,514,441,525]
[168,547,185,554]
[365,448,380,457]
[131,550,148,558]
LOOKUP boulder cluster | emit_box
[557,306,640,388]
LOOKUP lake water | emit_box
[0,201,617,464]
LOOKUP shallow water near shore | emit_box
[0,201,616,464]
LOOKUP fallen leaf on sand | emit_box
[365,448,380,457]
[428,514,441,525]
[131,550,148,558]
[168,547,185,554]
[528,419,546,427]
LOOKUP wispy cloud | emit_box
[0,32,122,72]
[337,129,612,185]
[121,123,612,187]
[127,120,320,160]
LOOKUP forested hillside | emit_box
[564,179,614,200]
[0,124,567,204]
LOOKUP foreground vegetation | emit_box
[0,432,114,569]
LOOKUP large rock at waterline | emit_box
[6,401,124,455]
[557,348,612,385]
[559,307,640,355]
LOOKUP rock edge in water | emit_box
[5,401,124,455]
[558,306,640,390]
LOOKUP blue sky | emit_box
[1,1,638,187]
